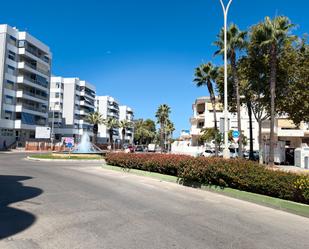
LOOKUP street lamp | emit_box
[219,0,232,159]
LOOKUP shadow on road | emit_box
[0,175,43,239]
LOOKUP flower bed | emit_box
[105,152,309,204]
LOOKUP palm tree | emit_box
[155,104,171,152]
[165,119,175,152]
[119,120,132,146]
[251,16,294,165]
[214,24,247,157]
[86,111,104,144]
[194,62,219,156]
[103,117,119,149]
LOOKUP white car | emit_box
[202,149,215,157]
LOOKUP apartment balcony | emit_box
[126,129,133,134]
[17,62,49,78]
[17,75,48,90]
[107,112,119,119]
[190,127,202,136]
[277,129,305,137]
[18,48,50,67]
[16,90,48,104]
[80,100,94,109]
[15,104,48,118]
[14,120,38,130]
[80,91,95,99]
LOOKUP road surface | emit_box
[0,152,308,249]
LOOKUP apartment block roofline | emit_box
[0,24,51,54]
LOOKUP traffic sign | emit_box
[232,130,240,138]
[67,142,73,148]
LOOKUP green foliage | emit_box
[86,111,104,143]
[106,153,309,204]
[134,119,156,145]
[199,128,222,145]
[155,104,171,150]
[103,117,119,145]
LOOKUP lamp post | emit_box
[219,0,232,159]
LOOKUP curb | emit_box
[27,156,105,163]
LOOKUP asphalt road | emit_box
[0,152,308,249]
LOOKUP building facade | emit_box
[119,105,134,144]
[49,77,96,142]
[95,96,120,143]
[190,96,260,150]
[0,24,51,149]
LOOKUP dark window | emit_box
[8,50,16,61]
[18,40,26,48]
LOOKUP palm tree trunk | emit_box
[160,122,164,152]
[230,53,243,157]
[247,101,254,160]
[122,128,125,148]
[209,89,218,156]
[109,129,113,150]
[269,44,277,166]
[258,120,263,164]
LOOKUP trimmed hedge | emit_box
[105,152,309,204]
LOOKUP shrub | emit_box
[105,152,309,204]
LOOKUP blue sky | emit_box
[2,0,308,136]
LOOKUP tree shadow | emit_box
[0,175,43,239]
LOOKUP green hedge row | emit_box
[105,152,309,204]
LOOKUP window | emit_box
[5,80,14,90]
[8,50,16,61]
[7,65,15,75]
[1,129,14,136]
[9,36,17,46]
[18,40,26,48]
[5,95,13,105]
[4,111,13,120]
[55,92,60,98]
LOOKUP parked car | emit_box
[135,145,145,152]
[243,150,259,161]
[229,148,238,158]
[202,149,215,157]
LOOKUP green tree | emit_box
[103,117,119,149]
[134,119,156,145]
[155,104,171,152]
[194,62,219,156]
[214,24,247,157]
[119,120,132,146]
[165,119,175,152]
[199,128,223,150]
[86,111,103,144]
[277,38,309,125]
[251,16,294,165]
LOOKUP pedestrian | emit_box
[3,140,7,150]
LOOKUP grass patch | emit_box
[103,164,309,218]
[30,153,103,160]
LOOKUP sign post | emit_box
[232,130,240,149]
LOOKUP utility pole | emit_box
[219,0,232,159]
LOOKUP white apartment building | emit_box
[119,105,134,144]
[49,77,96,142]
[190,96,260,150]
[95,96,120,143]
[0,24,51,149]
